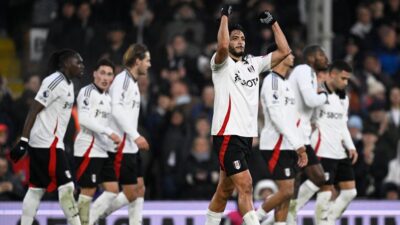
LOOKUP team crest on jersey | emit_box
[83,98,90,106]
[273,91,279,100]
[68,92,71,96]
[43,90,50,98]
[65,170,72,179]
[233,160,241,170]
[285,168,291,177]
[99,100,104,105]
[92,174,97,183]
[324,172,330,181]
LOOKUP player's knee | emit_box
[137,183,146,196]
[237,182,253,196]
[217,186,234,201]
[341,189,357,201]
[58,182,75,195]
[309,170,325,187]
[280,185,294,200]
[124,189,137,202]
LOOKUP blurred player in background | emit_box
[205,5,291,225]
[11,49,85,225]
[286,45,330,224]
[311,60,358,225]
[73,58,121,225]
[90,44,151,225]
[257,44,308,225]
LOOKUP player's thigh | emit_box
[54,148,73,186]
[75,157,105,189]
[319,157,339,186]
[215,169,235,197]
[28,147,51,188]
[336,158,356,189]
[213,135,252,177]
[260,150,298,180]
[119,153,138,185]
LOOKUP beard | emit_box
[229,46,245,57]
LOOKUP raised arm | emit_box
[214,6,231,65]
[259,11,291,68]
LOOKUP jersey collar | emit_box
[324,82,333,94]
[91,83,105,94]
[125,68,138,82]
[58,71,71,84]
[272,71,286,80]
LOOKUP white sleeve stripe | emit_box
[84,85,95,97]
[123,74,130,90]
[272,74,278,90]
[48,75,64,90]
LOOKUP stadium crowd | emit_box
[0,0,399,201]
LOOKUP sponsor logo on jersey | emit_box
[319,110,343,119]
[234,71,258,88]
[233,160,241,170]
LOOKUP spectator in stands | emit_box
[351,4,373,39]
[160,108,192,199]
[0,155,25,201]
[388,87,400,131]
[126,0,155,46]
[381,182,399,200]
[375,25,400,77]
[164,3,204,47]
[101,23,129,70]
[181,136,219,199]
[191,85,214,122]
[348,115,369,197]
[193,116,211,139]
[45,0,76,53]
[170,80,198,118]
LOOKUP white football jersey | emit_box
[109,70,141,154]
[210,53,272,137]
[288,64,328,145]
[310,86,355,159]
[74,83,115,158]
[260,72,303,151]
[29,72,74,149]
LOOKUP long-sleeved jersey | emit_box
[29,72,74,150]
[109,69,141,154]
[74,83,115,158]
[210,53,272,137]
[288,64,328,145]
[310,85,355,159]
[260,72,303,151]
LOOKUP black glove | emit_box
[259,11,276,26]
[10,139,29,162]
[221,5,232,17]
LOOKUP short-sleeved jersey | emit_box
[288,64,327,144]
[74,83,115,158]
[109,70,141,154]
[29,72,74,149]
[310,87,355,159]
[210,53,272,137]
[260,72,303,151]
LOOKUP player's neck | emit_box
[229,53,242,62]
[273,65,289,78]
[59,69,72,83]
[325,81,336,93]
[126,67,139,81]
